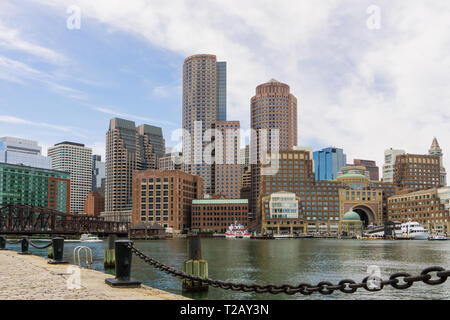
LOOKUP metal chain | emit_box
[27,239,52,249]
[5,239,22,245]
[128,243,449,295]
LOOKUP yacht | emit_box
[400,221,429,240]
[225,223,251,239]
[79,234,102,242]
[428,234,449,241]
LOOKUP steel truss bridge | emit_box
[0,204,129,236]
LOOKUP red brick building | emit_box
[83,191,105,216]
[191,199,248,233]
[353,159,379,181]
[132,170,203,234]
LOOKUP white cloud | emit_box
[89,105,176,126]
[0,115,73,132]
[17,0,450,177]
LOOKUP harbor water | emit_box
[8,238,450,300]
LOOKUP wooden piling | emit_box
[104,234,117,269]
[182,236,208,292]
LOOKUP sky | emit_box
[0,0,449,177]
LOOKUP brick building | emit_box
[131,170,203,234]
[393,154,442,191]
[84,191,105,216]
[191,199,248,233]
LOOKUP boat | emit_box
[225,223,251,239]
[297,234,313,239]
[428,234,449,241]
[79,234,103,242]
[273,234,293,239]
[400,221,429,240]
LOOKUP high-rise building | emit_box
[158,152,184,171]
[429,137,447,186]
[92,155,105,193]
[0,162,70,213]
[393,154,441,191]
[84,191,105,216]
[353,159,379,181]
[250,79,298,216]
[382,148,405,183]
[313,147,347,181]
[137,124,165,161]
[182,54,226,196]
[214,121,241,198]
[0,136,52,169]
[104,118,158,222]
[131,170,203,234]
[48,142,92,214]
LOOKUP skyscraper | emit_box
[137,124,165,161]
[182,54,227,195]
[48,142,92,213]
[0,136,52,169]
[104,118,158,222]
[249,79,298,216]
[92,155,105,193]
[313,147,347,181]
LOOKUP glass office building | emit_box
[313,147,347,181]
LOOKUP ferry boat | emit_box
[79,234,102,242]
[400,221,429,240]
[225,223,251,239]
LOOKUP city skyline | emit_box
[0,1,449,178]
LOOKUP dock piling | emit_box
[105,240,141,288]
[18,236,30,255]
[104,234,116,269]
[182,235,208,292]
[0,236,6,250]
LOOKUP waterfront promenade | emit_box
[0,250,187,300]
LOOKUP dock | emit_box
[0,250,188,300]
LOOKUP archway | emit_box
[352,206,376,228]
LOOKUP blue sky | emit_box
[0,0,449,174]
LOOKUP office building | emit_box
[158,152,184,171]
[191,199,248,233]
[131,170,203,234]
[0,163,70,213]
[337,165,370,179]
[393,154,441,191]
[92,155,105,193]
[313,147,347,181]
[0,137,52,169]
[214,121,241,198]
[382,148,405,183]
[182,54,227,196]
[104,118,159,222]
[48,142,92,214]
[353,159,379,181]
[137,124,165,161]
[428,137,447,186]
[260,192,303,235]
[84,191,105,216]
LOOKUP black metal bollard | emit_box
[188,236,202,260]
[0,235,7,250]
[105,240,141,288]
[18,236,30,255]
[48,237,68,264]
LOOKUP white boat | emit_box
[225,223,251,239]
[79,234,103,242]
[428,234,449,241]
[400,221,429,240]
[273,234,294,239]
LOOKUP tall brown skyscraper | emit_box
[249,79,298,216]
[182,54,227,196]
[104,118,160,222]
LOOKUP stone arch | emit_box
[352,205,376,228]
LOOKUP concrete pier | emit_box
[0,250,188,300]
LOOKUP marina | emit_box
[5,237,449,300]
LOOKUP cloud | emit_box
[15,0,450,177]
[0,21,67,65]
[0,115,73,132]
[89,105,176,126]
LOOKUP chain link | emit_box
[128,243,449,296]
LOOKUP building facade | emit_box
[84,191,105,216]
[428,137,447,186]
[131,170,203,234]
[104,118,158,221]
[382,148,406,182]
[137,124,165,161]
[92,155,105,193]
[0,163,70,213]
[260,192,303,235]
[250,79,298,217]
[158,152,184,171]
[214,121,241,198]
[313,147,347,181]
[0,136,52,169]
[337,165,370,179]
[393,154,442,191]
[191,199,248,233]
[48,142,92,214]
[182,54,226,196]
[257,149,397,234]
[353,159,379,181]
[388,187,450,234]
